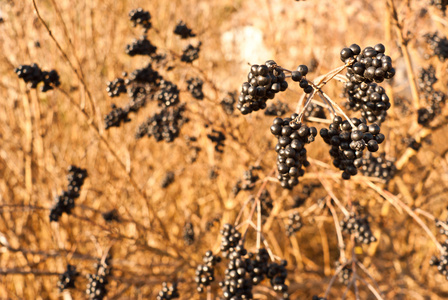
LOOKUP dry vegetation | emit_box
[1,0,448,299]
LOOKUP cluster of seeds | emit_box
[237,60,288,115]
[320,116,384,179]
[50,166,87,222]
[359,153,396,182]
[429,240,448,280]
[186,77,204,100]
[344,82,390,123]
[271,114,317,189]
[285,213,303,236]
[15,63,60,92]
[173,20,196,39]
[181,42,201,63]
[207,129,226,153]
[341,43,395,83]
[86,259,111,300]
[335,262,352,285]
[265,101,290,116]
[183,222,195,245]
[135,104,188,142]
[157,282,179,300]
[424,32,448,61]
[340,213,377,244]
[416,65,447,126]
[125,36,157,56]
[157,80,180,107]
[129,8,152,31]
[195,250,222,292]
[304,102,326,120]
[57,264,78,291]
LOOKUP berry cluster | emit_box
[237,60,288,115]
[207,129,225,153]
[195,250,222,292]
[425,32,448,61]
[344,82,390,123]
[340,213,377,244]
[86,259,110,300]
[320,116,384,180]
[157,282,180,300]
[57,264,78,291]
[106,77,126,97]
[270,114,317,189]
[173,20,196,39]
[161,171,175,188]
[341,43,395,83]
[258,190,273,217]
[266,260,289,298]
[125,36,157,56]
[335,262,352,285]
[135,104,188,142]
[360,153,396,182]
[418,65,437,93]
[186,77,204,100]
[129,8,152,31]
[183,222,195,246]
[104,104,131,129]
[429,240,448,280]
[15,63,61,92]
[220,224,243,258]
[304,102,326,120]
[181,42,201,63]
[220,92,236,115]
[157,80,180,107]
[233,166,261,195]
[290,64,313,94]
[50,166,87,222]
[285,213,303,236]
[265,101,290,116]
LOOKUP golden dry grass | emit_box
[1,0,448,299]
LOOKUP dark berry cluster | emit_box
[270,114,317,189]
[285,213,303,236]
[207,129,225,153]
[104,104,131,129]
[161,171,175,188]
[157,282,179,300]
[237,60,288,115]
[86,260,110,300]
[186,77,204,100]
[106,77,127,97]
[135,104,188,142]
[183,222,195,246]
[173,20,196,39]
[220,224,243,258]
[290,64,313,94]
[418,65,437,93]
[430,0,448,14]
[425,32,448,61]
[181,42,201,63]
[341,43,395,83]
[220,250,254,300]
[304,103,326,120]
[340,213,377,244]
[57,264,78,291]
[128,63,161,85]
[220,92,236,115]
[129,8,151,31]
[266,260,289,298]
[125,36,157,56]
[195,250,222,292]
[429,240,448,280]
[320,116,384,180]
[232,166,261,196]
[265,101,290,116]
[360,153,396,182]
[344,82,390,123]
[335,262,352,285]
[15,63,61,92]
[50,166,87,222]
[157,80,180,107]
